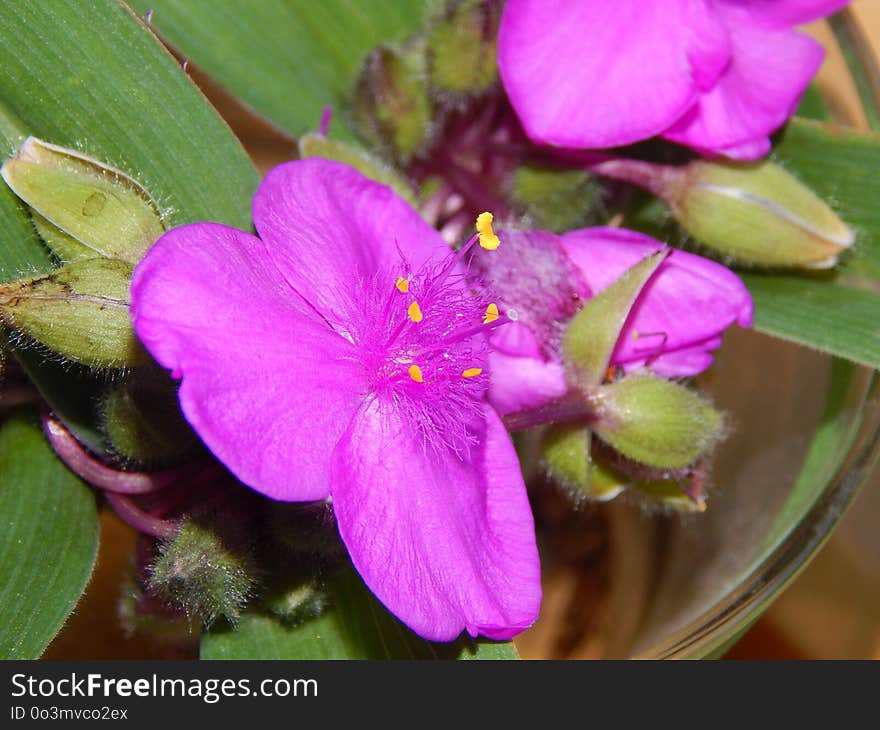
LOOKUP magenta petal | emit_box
[663,4,825,155]
[724,0,851,28]
[253,158,448,322]
[488,349,567,417]
[331,399,541,642]
[131,223,367,502]
[560,227,752,376]
[498,0,731,148]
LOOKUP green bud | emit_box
[149,519,257,627]
[262,579,329,626]
[426,0,500,97]
[99,372,198,467]
[30,211,94,263]
[510,165,602,233]
[591,373,723,470]
[1,137,165,264]
[542,424,625,502]
[563,252,665,389]
[298,132,417,205]
[0,258,146,368]
[632,476,706,513]
[352,43,432,162]
[669,159,853,268]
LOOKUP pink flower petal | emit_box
[560,227,752,376]
[498,0,731,148]
[331,399,541,642]
[724,0,851,28]
[131,223,367,502]
[487,349,568,417]
[663,3,825,156]
[253,158,448,324]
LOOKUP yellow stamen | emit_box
[395,276,409,293]
[483,302,499,324]
[408,364,423,383]
[476,211,500,251]
[407,300,423,322]
[632,330,640,340]
[462,368,483,378]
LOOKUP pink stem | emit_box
[42,413,185,495]
[104,492,179,540]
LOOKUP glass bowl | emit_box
[515,7,880,660]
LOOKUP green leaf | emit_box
[742,273,880,370]
[127,0,426,140]
[0,410,98,658]
[201,567,518,660]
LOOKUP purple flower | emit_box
[130,159,541,642]
[481,227,753,416]
[498,0,849,159]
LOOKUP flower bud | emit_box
[99,371,198,467]
[510,164,602,233]
[590,373,723,470]
[668,159,853,269]
[425,0,501,97]
[262,579,329,626]
[0,258,146,368]
[1,137,165,264]
[298,132,416,205]
[149,519,257,627]
[563,251,665,389]
[541,424,624,501]
[352,43,432,163]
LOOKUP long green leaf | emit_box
[126,0,426,140]
[0,411,98,658]
[742,273,880,369]
[201,568,518,660]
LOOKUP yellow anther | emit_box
[408,364,424,383]
[407,300,423,323]
[476,211,500,251]
[395,276,409,293]
[483,302,499,324]
[632,330,640,340]
[462,368,483,378]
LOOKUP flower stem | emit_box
[502,394,594,431]
[42,412,185,495]
[104,492,179,540]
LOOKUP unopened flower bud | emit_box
[563,251,665,389]
[510,164,602,233]
[298,132,416,205]
[262,579,329,626]
[0,258,146,368]
[426,0,501,97]
[99,371,198,467]
[352,43,432,162]
[149,519,257,627]
[1,137,165,264]
[590,373,723,470]
[669,159,853,269]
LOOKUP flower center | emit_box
[347,214,507,455]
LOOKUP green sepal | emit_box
[562,251,665,389]
[0,258,145,368]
